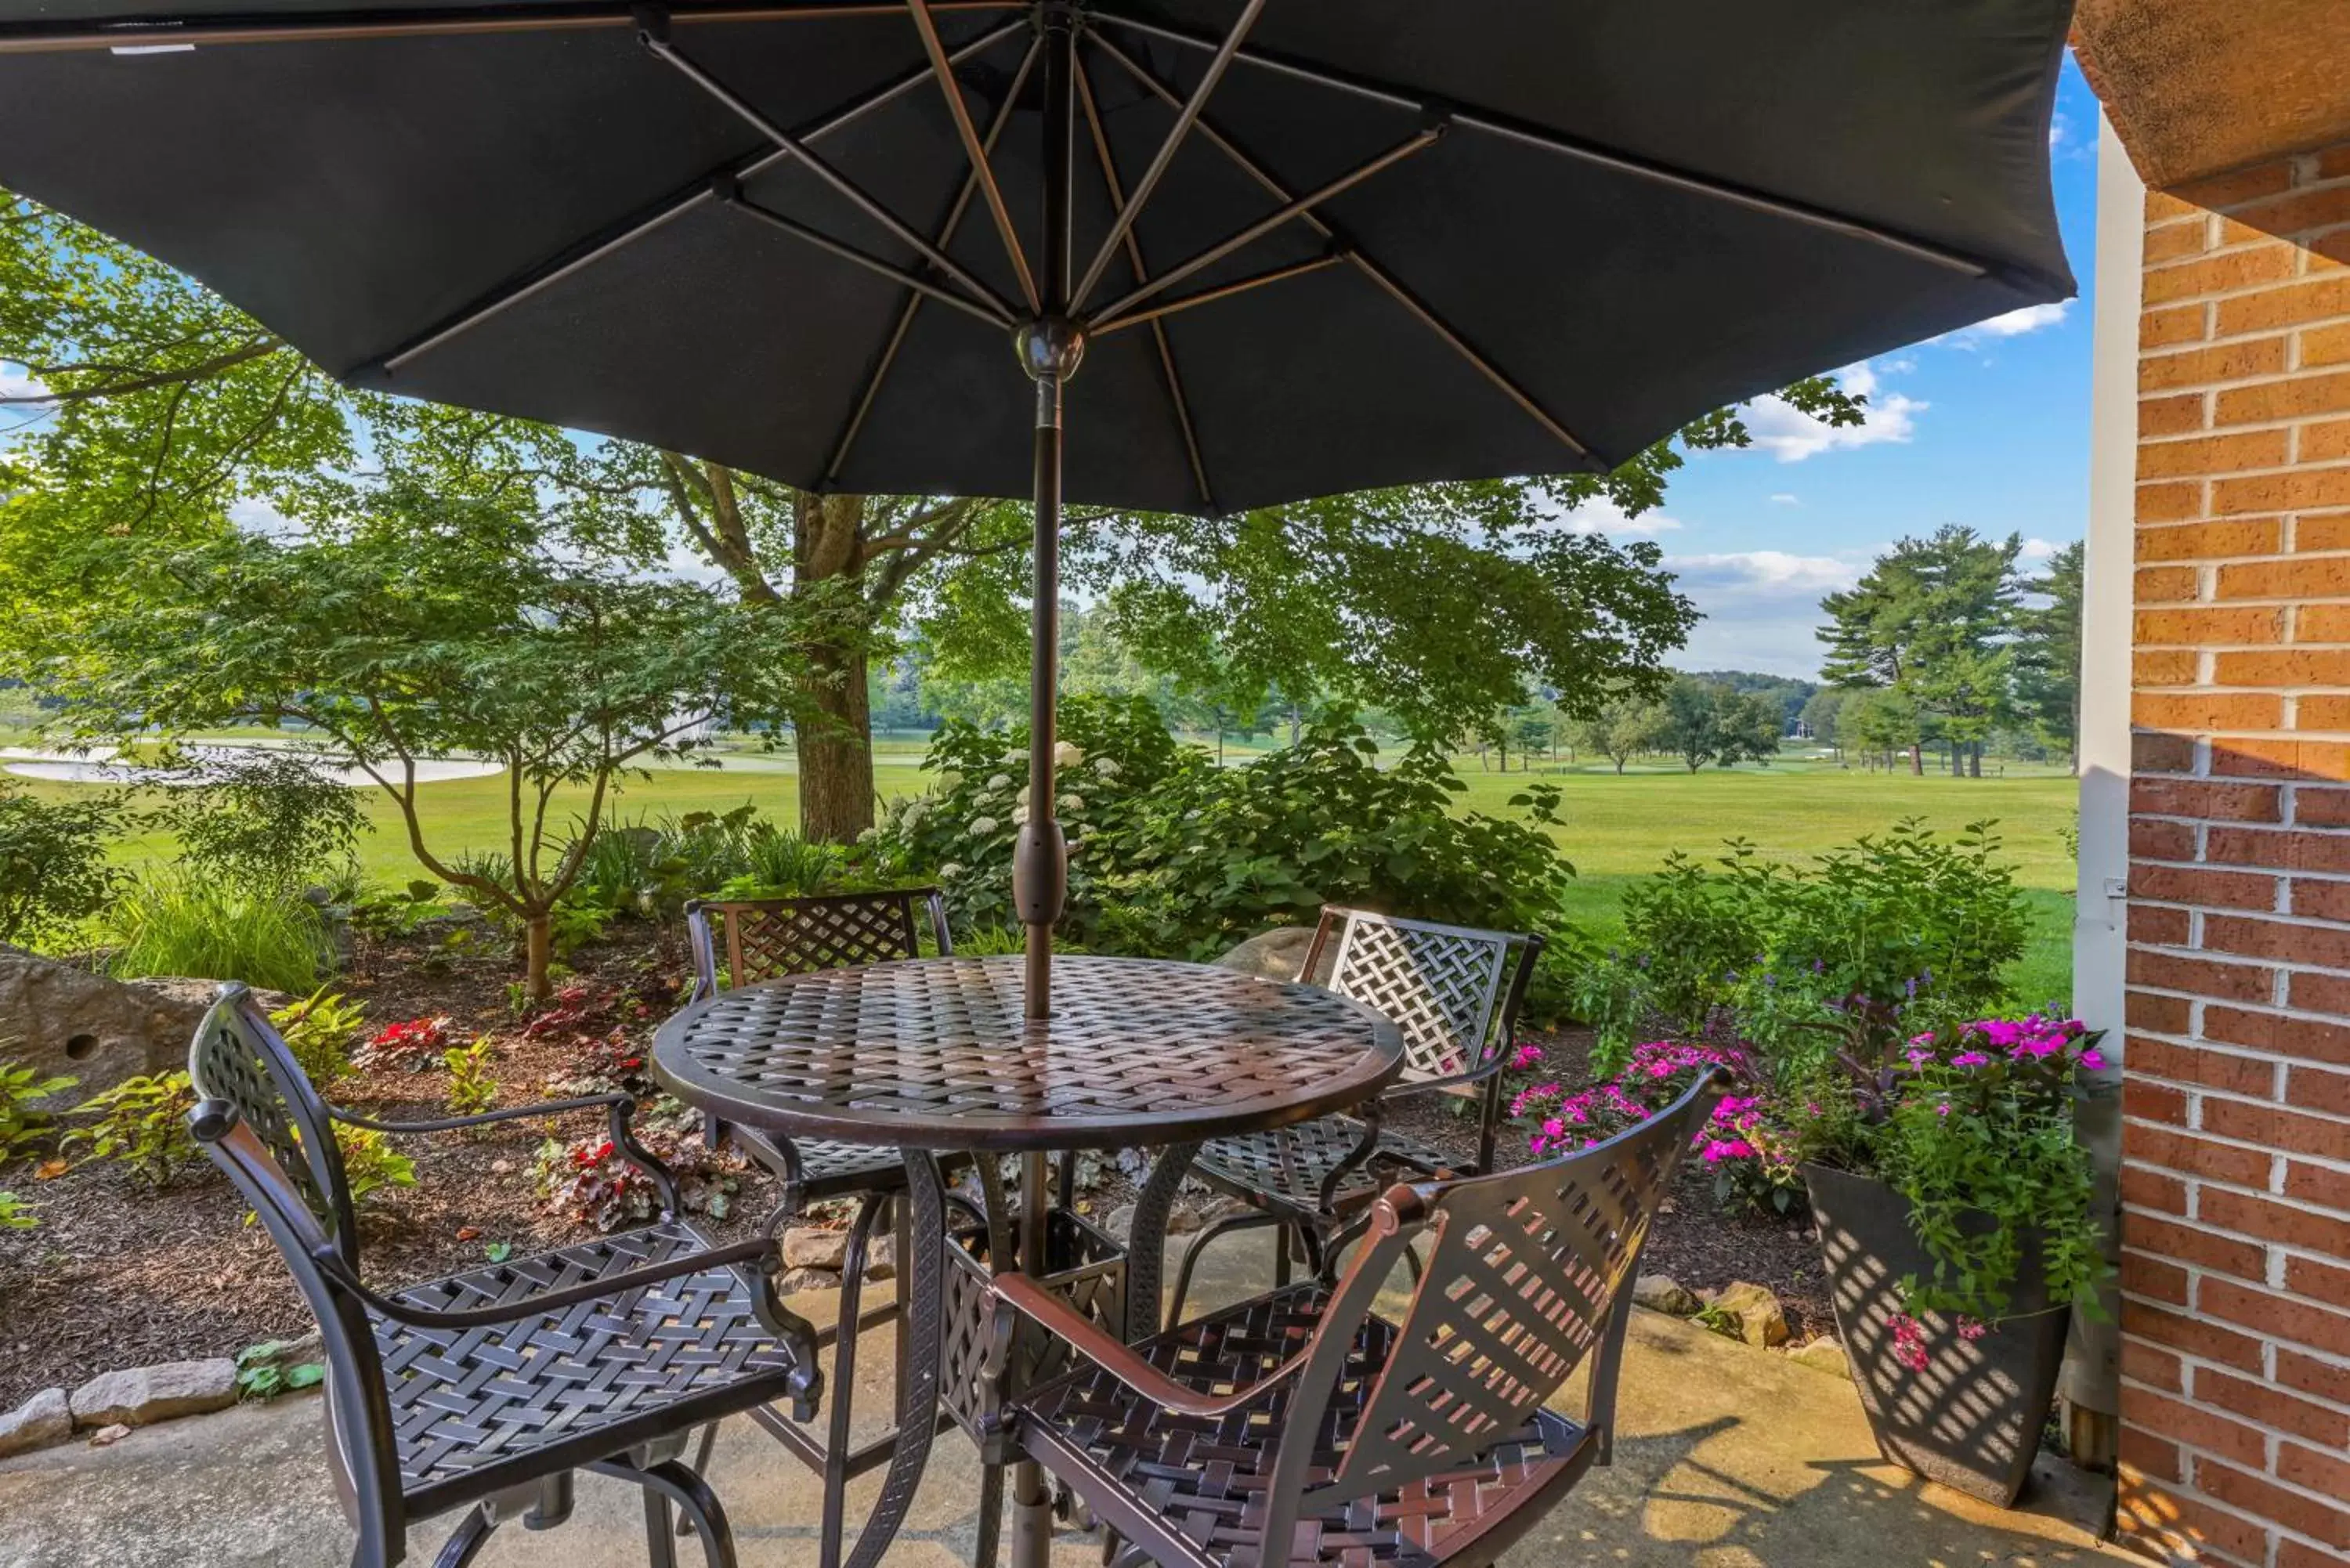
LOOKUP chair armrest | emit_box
[1380,1057,1503,1100]
[315,1234,784,1331]
[331,1093,682,1215]
[988,1272,1307,1419]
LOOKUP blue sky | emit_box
[1574,53,2102,681]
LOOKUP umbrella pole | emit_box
[1014,9,1081,1024]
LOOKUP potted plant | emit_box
[1777,1010,2110,1506]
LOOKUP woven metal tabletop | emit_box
[650,956,1404,1153]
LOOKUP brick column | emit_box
[2120,146,2350,1567]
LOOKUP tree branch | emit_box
[0,337,284,406]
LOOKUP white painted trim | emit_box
[2061,109,2146,1425]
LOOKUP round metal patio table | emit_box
[649,953,1405,1568]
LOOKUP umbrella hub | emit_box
[1014,316,1086,388]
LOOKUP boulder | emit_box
[775,1266,841,1295]
[782,1227,849,1271]
[1210,927,1325,985]
[69,1359,238,1428]
[861,1234,898,1282]
[1788,1337,1852,1380]
[0,945,288,1093]
[1631,1274,1701,1316]
[1708,1281,1791,1348]
[0,1388,70,1458]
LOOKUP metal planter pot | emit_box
[1803,1162,2070,1507]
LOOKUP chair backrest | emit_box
[1250,1069,1723,1555]
[1303,906,1541,1083]
[185,985,405,1562]
[684,887,951,1000]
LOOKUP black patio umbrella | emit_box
[0,0,2076,1011]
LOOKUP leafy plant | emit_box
[163,747,369,896]
[2,1060,78,1168]
[444,1038,497,1118]
[103,872,334,994]
[352,1015,452,1072]
[333,1123,418,1210]
[268,987,367,1087]
[0,1191,34,1230]
[533,1125,732,1232]
[60,1071,201,1185]
[1765,1013,2110,1325]
[880,697,1573,959]
[349,879,443,940]
[234,1339,325,1401]
[0,784,130,948]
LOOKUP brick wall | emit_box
[2120,144,2350,1568]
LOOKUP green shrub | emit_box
[1572,818,2029,1076]
[880,698,1572,959]
[164,748,368,895]
[444,1038,497,1117]
[334,1124,417,1209]
[61,1071,201,1185]
[104,872,334,994]
[0,1191,34,1230]
[0,785,130,948]
[2,1059,79,1168]
[269,987,367,1086]
[349,880,443,940]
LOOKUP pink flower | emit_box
[1889,1313,1930,1373]
[1935,1102,1953,1117]
[2078,1049,2106,1070]
[1510,1043,1545,1070]
[1699,1138,1754,1162]
[1950,1051,1990,1068]
[1957,1316,1989,1342]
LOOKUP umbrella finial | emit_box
[1014,316,1086,388]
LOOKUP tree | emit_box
[1651,676,1781,772]
[2012,540,2084,767]
[1818,525,2022,776]
[1842,687,1924,771]
[0,786,128,948]
[49,484,834,998]
[1800,686,1849,753]
[5,189,1867,838]
[1575,695,1666,773]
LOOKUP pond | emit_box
[0,742,501,787]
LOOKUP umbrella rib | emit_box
[905,0,1038,315]
[640,14,1019,326]
[1086,251,1345,336]
[0,0,1025,54]
[826,32,1043,486]
[372,16,1025,375]
[1073,49,1212,513]
[1083,127,1441,329]
[1067,0,1267,316]
[1088,6,2013,284]
[721,190,1010,327]
[1088,28,1598,467]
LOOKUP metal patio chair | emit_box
[680,888,955,1544]
[971,1070,1724,1568]
[186,983,816,1568]
[1170,907,1542,1321]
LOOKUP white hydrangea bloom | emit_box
[969,816,999,837]
[1092,758,1120,779]
[1011,805,1030,826]
[1058,794,1083,813]
[940,862,964,880]
[985,773,1012,792]
[1053,740,1084,769]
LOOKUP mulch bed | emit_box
[0,926,1828,1414]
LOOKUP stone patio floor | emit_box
[0,1241,2132,1567]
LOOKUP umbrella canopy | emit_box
[0,0,2077,1010]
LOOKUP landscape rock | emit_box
[0,1388,71,1458]
[0,945,292,1093]
[1104,1201,1206,1245]
[775,1266,841,1295]
[1708,1281,1791,1348]
[1210,927,1324,985]
[782,1227,849,1271]
[861,1234,898,1281]
[1788,1337,1852,1380]
[87,1425,131,1447]
[1104,1203,1137,1243]
[69,1359,239,1429]
[1632,1275,1701,1316]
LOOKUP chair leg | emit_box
[674,1422,721,1535]
[972,1456,1005,1568]
[631,1459,740,1568]
[1166,1209,1282,1326]
[643,1484,681,1568]
[1273,1222,1292,1288]
[431,1506,497,1568]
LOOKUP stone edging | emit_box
[1632,1273,1852,1381]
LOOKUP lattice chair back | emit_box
[185,984,407,1563]
[1308,907,1538,1084]
[1244,1069,1726,1560]
[685,887,950,1000]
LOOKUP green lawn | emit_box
[9,740,2077,1006]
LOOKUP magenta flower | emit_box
[2078,1049,2106,1070]
[1509,1042,1545,1071]
[1950,1051,1990,1068]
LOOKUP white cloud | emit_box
[2049,112,2068,151]
[1553,497,1683,537]
[1742,358,1926,462]
[1769,493,1799,506]
[2019,536,2061,562]
[1931,301,2071,352]
[227,496,299,540]
[0,362,45,403]
[1661,548,1875,677]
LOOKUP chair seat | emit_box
[374,1220,806,1512]
[723,1124,909,1198]
[1010,1284,1590,1568]
[1192,1114,1473,1219]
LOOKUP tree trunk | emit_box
[799,636,873,844]
[1909,743,1924,775]
[523,912,554,1003]
[1970,741,1983,779]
